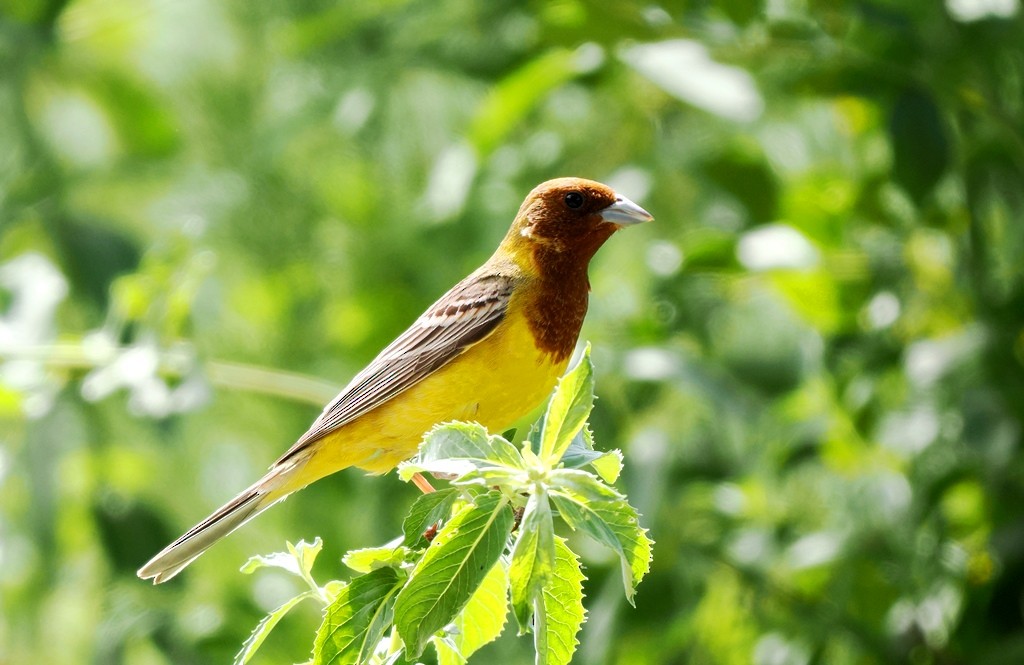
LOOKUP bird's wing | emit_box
[275,270,518,465]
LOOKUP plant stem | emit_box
[0,342,340,407]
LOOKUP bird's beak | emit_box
[599,195,654,226]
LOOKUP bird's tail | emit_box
[137,459,305,584]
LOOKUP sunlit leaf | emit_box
[422,422,523,467]
[551,480,652,604]
[313,567,403,665]
[343,545,414,574]
[560,426,623,483]
[588,450,624,485]
[557,426,594,467]
[534,537,587,665]
[549,469,623,501]
[235,590,318,665]
[509,491,555,633]
[402,488,460,548]
[539,344,595,465]
[452,466,528,490]
[398,422,524,482]
[432,560,510,665]
[525,421,542,457]
[395,492,513,657]
[241,537,322,580]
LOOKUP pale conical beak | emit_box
[599,195,654,226]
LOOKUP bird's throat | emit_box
[523,252,591,363]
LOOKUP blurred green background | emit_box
[2,0,1024,663]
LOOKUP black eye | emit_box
[564,191,585,209]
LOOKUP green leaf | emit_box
[549,469,623,501]
[322,580,347,603]
[395,492,513,657]
[558,425,595,463]
[703,149,779,225]
[421,422,523,467]
[432,560,510,665]
[509,491,556,633]
[890,87,949,203]
[313,567,403,665]
[91,70,181,158]
[235,590,318,665]
[468,48,588,157]
[533,537,587,665]
[240,537,322,580]
[398,457,479,481]
[550,483,652,604]
[525,421,542,457]
[402,488,460,547]
[589,450,624,485]
[452,466,528,490]
[398,422,524,482]
[343,545,415,574]
[539,344,595,465]
[560,427,623,484]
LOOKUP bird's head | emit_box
[503,177,653,269]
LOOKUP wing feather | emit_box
[275,270,518,465]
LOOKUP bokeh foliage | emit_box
[2,0,1023,663]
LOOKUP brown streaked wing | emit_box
[274,270,518,465]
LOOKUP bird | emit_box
[137,177,653,583]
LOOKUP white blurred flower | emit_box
[0,253,68,346]
[904,328,986,387]
[620,39,764,122]
[754,632,811,665]
[623,346,682,381]
[0,253,69,418]
[947,0,1018,22]
[81,336,210,418]
[864,291,901,329]
[423,142,478,223]
[878,406,940,455]
[785,531,844,570]
[737,224,820,271]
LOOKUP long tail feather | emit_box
[137,462,301,583]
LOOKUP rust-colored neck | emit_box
[518,227,615,362]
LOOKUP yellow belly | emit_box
[299,311,568,480]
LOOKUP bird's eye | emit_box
[564,191,585,209]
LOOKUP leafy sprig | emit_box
[236,343,653,665]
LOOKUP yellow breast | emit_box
[301,298,569,478]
